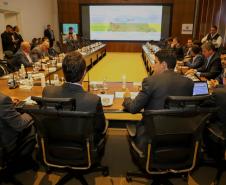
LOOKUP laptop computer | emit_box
[192,81,209,96]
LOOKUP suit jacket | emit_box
[0,92,33,152]
[185,54,204,69]
[31,46,49,62]
[42,83,106,139]
[123,70,194,152]
[13,32,23,52]
[44,29,55,41]
[1,31,15,53]
[11,49,33,71]
[197,53,223,80]
[123,70,194,113]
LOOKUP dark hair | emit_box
[13,26,17,31]
[191,45,201,54]
[201,42,215,51]
[62,52,86,83]
[193,40,202,47]
[155,49,177,69]
[212,25,217,30]
[6,25,12,29]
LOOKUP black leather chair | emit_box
[203,88,226,185]
[0,119,37,185]
[24,97,108,185]
[126,97,215,184]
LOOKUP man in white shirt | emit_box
[201,26,222,50]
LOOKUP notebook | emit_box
[192,81,209,96]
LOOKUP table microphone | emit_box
[47,62,51,85]
[87,72,90,92]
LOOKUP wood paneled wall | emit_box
[196,0,226,46]
[57,0,196,52]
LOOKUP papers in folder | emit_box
[97,94,114,106]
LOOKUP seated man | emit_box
[170,37,184,61]
[186,42,223,80]
[42,51,106,142]
[11,41,33,71]
[122,49,194,152]
[0,92,35,158]
[31,41,50,62]
[184,45,204,69]
[184,38,193,57]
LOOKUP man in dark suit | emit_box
[0,92,35,157]
[13,26,24,52]
[31,41,50,62]
[187,42,223,80]
[184,45,204,69]
[11,41,33,71]
[123,49,194,152]
[1,25,16,54]
[42,51,106,142]
[44,24,55,48]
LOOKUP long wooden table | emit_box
[0,45,142,120]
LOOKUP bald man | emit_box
[31,41,50,62]
[11,41,33,71]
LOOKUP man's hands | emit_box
[11,97,20,105]
[123,88,131,98]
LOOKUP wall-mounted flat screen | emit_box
[62,23,79,34]
[81,5,172,41]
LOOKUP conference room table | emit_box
[0,44,142,120]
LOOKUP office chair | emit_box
[24,97,108,185]
[202,89,226,185]
[0,119,37,185]
[126,107,215,185]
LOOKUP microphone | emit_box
[39,59,45,71]
[47,62,51,85]
[87,72,90,92]
[24,66,28,78]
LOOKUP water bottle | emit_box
[53,74,60,86]
[28,73,33,87]
[41,74,46,87]
[20,64,26,79]
[122,75,126,90]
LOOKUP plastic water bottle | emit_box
[20,64,26,79]
[122,75,126,90]
[41,74,46,87]
[28,73,33,87]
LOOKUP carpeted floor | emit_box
[84,52,147,82]
[8,129,226,185]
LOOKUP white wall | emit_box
[0,0,59,42]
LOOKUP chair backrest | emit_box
[164,95,213,109]
[142,107,214,172]
[24,105,98,169]
[31,96,76,111]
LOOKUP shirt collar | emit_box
[65,81,82,87]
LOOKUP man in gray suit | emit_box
[123,49,194,152]
[42,51,106,142]
[31,41,50,62]
[0,92,35,156]
[11,41,33,71]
